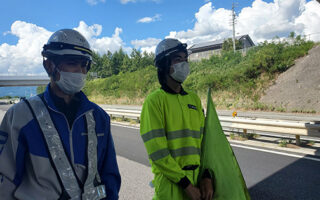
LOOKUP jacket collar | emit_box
[43,84,92,114]
[161,84,188,95]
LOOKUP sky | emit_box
[0,0,319,76]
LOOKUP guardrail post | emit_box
[243,128,247,136]
[295,135,301,146]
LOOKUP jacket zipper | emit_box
[46,105,93,165]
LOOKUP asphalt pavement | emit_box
[111,123,320,200]
[117,155,154,200]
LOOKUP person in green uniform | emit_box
[140,38,214,200]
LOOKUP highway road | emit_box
[111,123,320,200]
[1,104,320,199]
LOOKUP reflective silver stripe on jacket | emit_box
[82,111,106,200]
[27,96,106,200]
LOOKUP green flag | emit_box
[200,88,251,200]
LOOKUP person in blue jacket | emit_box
[0,29,121,200]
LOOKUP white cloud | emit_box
[137,14,161,23]
[86,0,106,6]
[166,0,320,45]
[236,0,307,42]
[295,0,320,41]
[131,38,161,53]
[75,21,131,54]
[120,0,160,4]
[0,21,51,75]
[167,2,231,44]
[0,21,129,75]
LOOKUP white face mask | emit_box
[55,70,86,95]
[170,61,190,83]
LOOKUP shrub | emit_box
[279,139,290,147]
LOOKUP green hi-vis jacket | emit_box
[140,88,205,184]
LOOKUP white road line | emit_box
[111,123,320,162]
[231,143,320,162]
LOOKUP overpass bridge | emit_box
[0,76,50,87]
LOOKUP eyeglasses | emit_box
[57,57,91,71]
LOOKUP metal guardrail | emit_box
[104,108,320,145]
[106,108,141,120]
[219,117,320,137]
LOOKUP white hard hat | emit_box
[42,29,92,61]
[154,38,187,68]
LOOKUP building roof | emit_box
[189,34,255,53]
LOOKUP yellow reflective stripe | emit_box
[149,147,201,161]
[143,129,202,143]
[74,46,92,55]
[170,147,200,158]
[141,129,166,142]
[167,129,201,140]
[149,149,170,161]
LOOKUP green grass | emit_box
[0,95,19,99]
[307,141,315,146]
[228,132,259,141]
[279,139,290,147]
[229,133,235,140]
[291,109,317,114]
[83,65,159,104]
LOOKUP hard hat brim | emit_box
[44,49,92,60]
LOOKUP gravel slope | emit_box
[260,45,320,113]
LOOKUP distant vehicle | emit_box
[19,97,26,102]
[9,98,20,104]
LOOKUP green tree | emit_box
[222,38,243,51]
[111,48,126,75]
[120,53,131,72]
[130,49,142,71]
[289,31,295,39]
[141,51,154,68]
[101,51,113,77]
[88,51,103,79]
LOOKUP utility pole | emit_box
[231,2,237,53]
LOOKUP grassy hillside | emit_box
[84,66,159,104]
[83,38,315,111]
